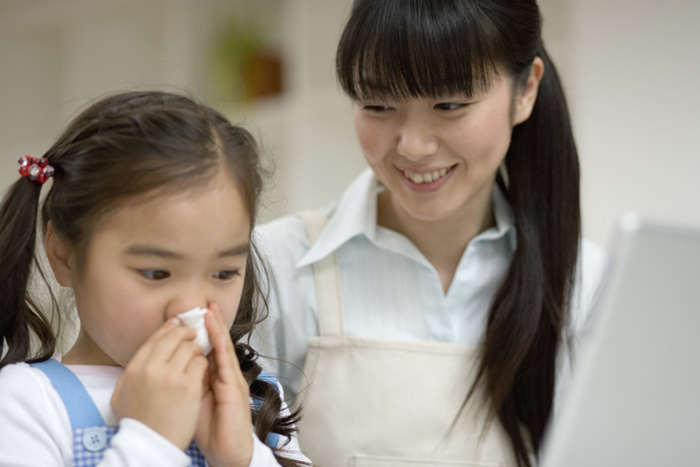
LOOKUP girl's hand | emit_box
[195,304,254,467]
[111,318,209,450]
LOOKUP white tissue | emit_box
[177,307,213,355]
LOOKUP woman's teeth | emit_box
[402,167,449,184]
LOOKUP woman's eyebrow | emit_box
[218,243,250,258]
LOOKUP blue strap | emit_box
[257,371,281,394]
[30,360,106,429]
[253,371,281,448]
[33,361,282,449]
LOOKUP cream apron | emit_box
[295,212,519,467]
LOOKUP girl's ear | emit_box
[513,56,545,125]
[46,222,74,287]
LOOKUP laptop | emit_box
[540,213,700,467]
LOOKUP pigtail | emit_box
[237,345,308,466]
[473,44,580,466]
[231,242,309,467]
[0,178,57,369]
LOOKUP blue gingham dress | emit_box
[31,360,281,467]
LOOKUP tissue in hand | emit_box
[177,307,213,355]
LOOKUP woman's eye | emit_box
[435,102,468,111]
[140,270,170,280]
[214,270,239,280]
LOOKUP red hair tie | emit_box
[18,155,55,184]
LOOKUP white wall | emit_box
[0,0,362,224]
[0,0,204,189]
[265,0,700,248]
[539,0,700,247]
[1,0,699,250]
[567,0,700,247]
[239,0,364,223]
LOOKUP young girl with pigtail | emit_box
[0,91,310,467]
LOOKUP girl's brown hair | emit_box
[0,91,305,466]
[338,1,580,466]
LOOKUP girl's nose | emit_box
[166,288,210,319]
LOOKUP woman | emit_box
[253,1,607,466]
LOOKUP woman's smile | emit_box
[396,164,458,191]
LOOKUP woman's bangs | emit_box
[337,0,500,101]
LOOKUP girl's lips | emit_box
[397,164,457,191]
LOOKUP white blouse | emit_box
[252,169,609,410]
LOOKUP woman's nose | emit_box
[396,120,438,161]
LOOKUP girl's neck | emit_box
[62,328,120,366]
[377,188,496,294]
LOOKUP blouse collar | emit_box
[297,168,515,268]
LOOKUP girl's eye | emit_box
[213,270,240,280]
[434,102,468,111]
[140,270,170,280]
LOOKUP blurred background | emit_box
[1,0,699,249]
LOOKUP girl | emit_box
[253,1,608,466]
[0,91,310,467]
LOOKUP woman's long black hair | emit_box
[0,91,307,466]
[337,1,580,466]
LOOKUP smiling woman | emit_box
[0,91,310,466]
[355,71,544,290]
[252,1,608,467]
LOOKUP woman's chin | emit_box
[397,202,458,223]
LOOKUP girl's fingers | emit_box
[201,366,212,397]
[111,371,125,408]
[112,317,210,450]
[205,305,233,351]
[127,318,183,368]
[169,338,204,372]
[186,354,210,381]
[145,325,198,364]
[205,304,245,387]
[206,304,236,354]
[205,303,226,333]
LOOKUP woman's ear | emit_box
[513,56,545,125]
[46,222,74,287]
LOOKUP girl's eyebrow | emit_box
[125,243,249,259]
[125,245,182,259]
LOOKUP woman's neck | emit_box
[377,189,496,294]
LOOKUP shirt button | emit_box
[83,426,107,452]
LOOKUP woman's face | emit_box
[353,69,540,224]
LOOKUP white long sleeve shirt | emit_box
[252,169,609,410]
[0,357,309,466]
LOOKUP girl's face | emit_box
[55,172,251,367]
[353,71,539,224]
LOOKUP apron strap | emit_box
[297,211,344,337]
[30,359,106,429]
